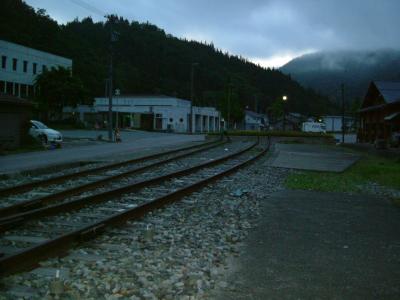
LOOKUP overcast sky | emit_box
[25,0,400,68]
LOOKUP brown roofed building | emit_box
[358,81,400,145]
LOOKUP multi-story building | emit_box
[0,40,72,99]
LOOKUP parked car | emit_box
[29,120,63,146]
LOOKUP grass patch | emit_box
[209,130,333,138]
[285,154,400,193]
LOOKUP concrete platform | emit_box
[0,132,205,175]
[269,143,360,172]
[216,190,400,299]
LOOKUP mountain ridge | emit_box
[281,49,400,103]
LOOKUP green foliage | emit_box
[209,130,333,138]
[270,99,284,119]
[47,119,86,130]
[285,154,400,192]
[34,67,88,119]
[1,0,336,116]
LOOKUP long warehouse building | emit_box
[69,95,222,133]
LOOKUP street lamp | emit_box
[190,62,199,133]
[282,95,288,131]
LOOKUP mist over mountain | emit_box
[281,49,400,104]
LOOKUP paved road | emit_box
[60,129,178,142]
[269,143,360,172]
[217,190,400,299]
[0,132,205,175]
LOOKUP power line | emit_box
[67,0,106,18]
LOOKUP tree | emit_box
[270,99,284,121]
[2,0,336,118]
[34,67,88,120]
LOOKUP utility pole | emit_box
[341,83,345,144]
[107,17,114,142]
[227,83,232,130]
[190,63,199,133]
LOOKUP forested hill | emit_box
[281,50,400,103]
[0,0,335,119]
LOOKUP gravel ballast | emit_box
[1,152,289,299]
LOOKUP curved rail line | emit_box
[0,140,249,230]
[0,139,226,219]
[0,137,268,277]
[0,138,222,197]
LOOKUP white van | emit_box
[302,122,326,133]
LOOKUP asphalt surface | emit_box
[216,190,400,299]
[269,143,360,172]
[0,131,205,175]
[60,129,178,141]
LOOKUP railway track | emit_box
[0,138,267,277]
[0,139,225,218]
[0,138,223,197]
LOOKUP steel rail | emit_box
[0,138,267,277]
[0,138,222,197]
[0,140,227,218]
[0,141,256,231]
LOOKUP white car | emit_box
[29,120,63,146]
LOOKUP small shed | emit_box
[0,95,33,149]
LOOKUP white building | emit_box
[322,115,356,132]
[243,110,268,130]
[72,95,221,133]
[0,40,72,98]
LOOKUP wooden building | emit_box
[358,81,400,144]
[0,95,33,150]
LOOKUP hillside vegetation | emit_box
[0,0,336,121]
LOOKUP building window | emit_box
[42,65,47,72]
[179,118,183,123]
[169,118,173,122]
[12,58,17,71]
[1,56,6,69]
[23,61,28,73]
[33,63,37,74]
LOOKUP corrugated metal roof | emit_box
[374,81,400,104]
